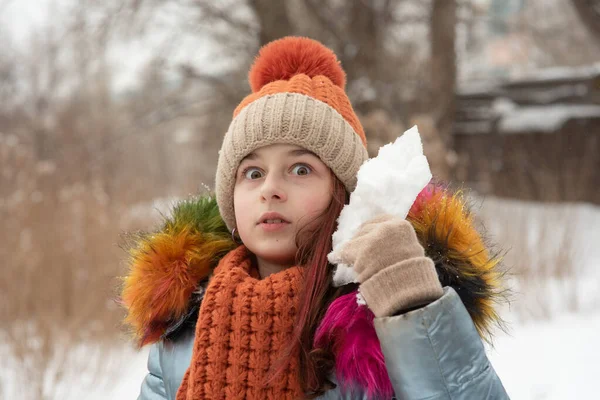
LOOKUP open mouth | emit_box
[262,219,286,224]
[258,212,290,231]
[258,212,290,225]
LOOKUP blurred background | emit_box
[1,0,599,398]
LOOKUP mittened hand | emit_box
[339,215,426,283]
[339,214,444,317]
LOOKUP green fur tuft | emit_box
[165,194,231,238]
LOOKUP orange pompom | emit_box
[249,36,346,92]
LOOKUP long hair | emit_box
[269,174,357,397]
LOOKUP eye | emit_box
[291,164,312,176]
[243,167,264,180]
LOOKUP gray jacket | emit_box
[137,287,509,400]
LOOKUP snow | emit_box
[498,104,600,134]
[456,101,600,135]
[512,83,590,104]
[0,336,149,400]
[509,63,600,82]
[105,311,600,400]
[329,126,432,287]
[5,311,596,400]
[85,346,149,400]
[37,305,600,400]
[476,197,600,319]
[476,198,600,399]
[457,80,502,96]
[2,200,599,399]
[457,63,600,97]
[487,310,600,400]
[25,309,596,400]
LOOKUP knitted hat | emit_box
[215,36,369,230]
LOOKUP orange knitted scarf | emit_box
[176,245,304,400]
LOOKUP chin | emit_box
[248,241,297,266]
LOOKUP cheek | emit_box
[296,181,332,218]
[233,186,252,228]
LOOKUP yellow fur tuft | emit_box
[408,186,507,342]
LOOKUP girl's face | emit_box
[233,144,333,267]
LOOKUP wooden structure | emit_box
[453,65,600,204]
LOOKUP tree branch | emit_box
[570,0,600,43]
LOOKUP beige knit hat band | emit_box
[215,92,368,231]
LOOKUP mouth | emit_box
[262,219,286,224]
[258,212,291,231]
[258,212,290,224]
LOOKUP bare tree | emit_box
[570,0,600,42]
[429,0,457,177]
[511,0,600,68]
[0,2,180,398]
[117,0,439,112]
[249,0,294,44]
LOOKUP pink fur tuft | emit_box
[314,291,394,399]
[409,181,443,217]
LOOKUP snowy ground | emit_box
[96,308,600,400]
[92,309,600,400]
[2,199,599,399]
[480,198,600,398]
[87,346,149,400]
[487,310,600,399]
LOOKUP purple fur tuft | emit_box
[314,290,394,399]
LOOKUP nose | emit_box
[260,173,287,203]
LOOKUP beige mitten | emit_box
[339,214,444,317]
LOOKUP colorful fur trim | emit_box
[119,195,236,347]
[408,183,507,341]
[314,183,507,398]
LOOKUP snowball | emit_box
[329,125,432,287]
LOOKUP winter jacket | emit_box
[121,186,510,399]
[139,286,507,400]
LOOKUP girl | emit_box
[121,37,509,399]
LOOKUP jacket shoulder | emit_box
[147,321,197,400]
[373,287,509,399]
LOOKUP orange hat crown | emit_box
[248,36,346,92]
[234,36,366,145]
